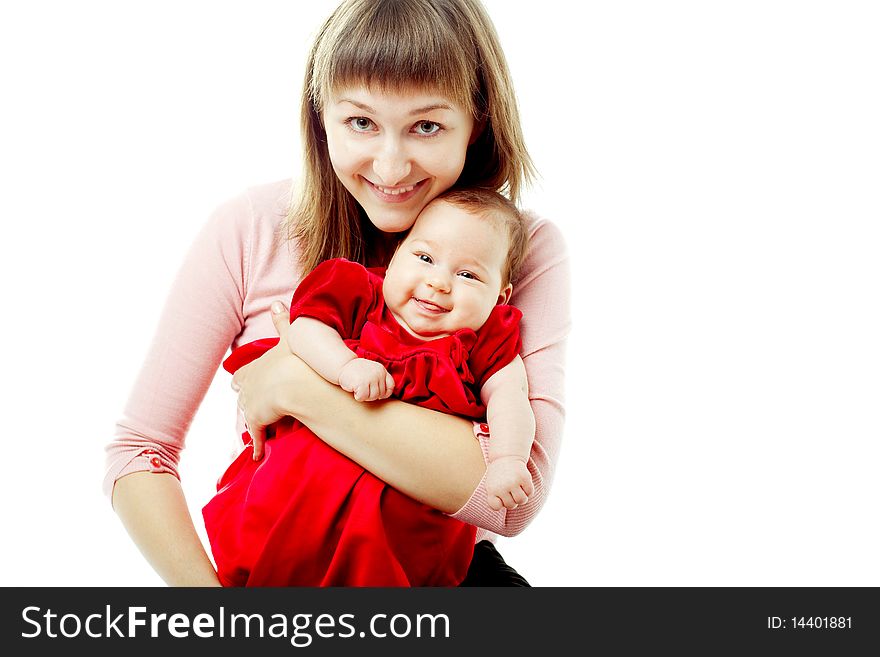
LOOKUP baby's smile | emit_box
[411,296,451,314]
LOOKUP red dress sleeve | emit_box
[223,259,379,375]
[467,304,524,389]
[222,338,280,374]
[288,258,379,339]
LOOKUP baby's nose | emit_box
[426,273,451,292]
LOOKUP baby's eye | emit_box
[417,253,433,264]
[413,121,441,136]
[347,117,375,132]
[458,271,478,280]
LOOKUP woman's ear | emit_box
[496,283,513,305]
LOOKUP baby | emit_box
[204,187,535,586]
[289,189,535,511]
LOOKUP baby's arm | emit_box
[287,317,394,402]
[480,355,536,510]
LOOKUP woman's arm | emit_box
[105,187,263,584]
[112,472,221,586]
[233,315,486,512]
[298,372,487,513]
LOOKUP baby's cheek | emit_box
[472,303,496,331]
[384,286,401,312]
[382,278,400,309]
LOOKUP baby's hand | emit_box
[338,358,395,402]
[485,456,534,511]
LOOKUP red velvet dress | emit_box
[202,259,522,587]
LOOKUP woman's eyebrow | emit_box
[337,99,453,115]
[408,103,453,115]
[338,99,376,112]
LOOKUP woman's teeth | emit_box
[377,183,416,195]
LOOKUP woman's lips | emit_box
[364,178,427,203]
[412,297,449,314]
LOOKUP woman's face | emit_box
[322,85,476,233]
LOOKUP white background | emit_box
[1,1,877,586]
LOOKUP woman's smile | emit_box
[363,177,428,204]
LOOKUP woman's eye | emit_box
[413,121,441,136]
[348,117,375,132]
[417,254,433,263]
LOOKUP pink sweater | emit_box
[104,179,570,541]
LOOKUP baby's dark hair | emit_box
[432,187,529,287]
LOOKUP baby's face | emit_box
[383,200,511,340]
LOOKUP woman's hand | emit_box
[232,301,300,460]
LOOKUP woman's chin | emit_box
[366,209,420,234]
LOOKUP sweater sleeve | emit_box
[102,191,253,502]
[449,215,570,538]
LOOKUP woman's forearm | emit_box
[111,472,221,586]
[233,308,487,513]
[288,372,486,513]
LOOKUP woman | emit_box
[105,0,570,586]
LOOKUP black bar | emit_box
[1,587,876,655]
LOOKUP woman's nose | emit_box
[372,139,412,186]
